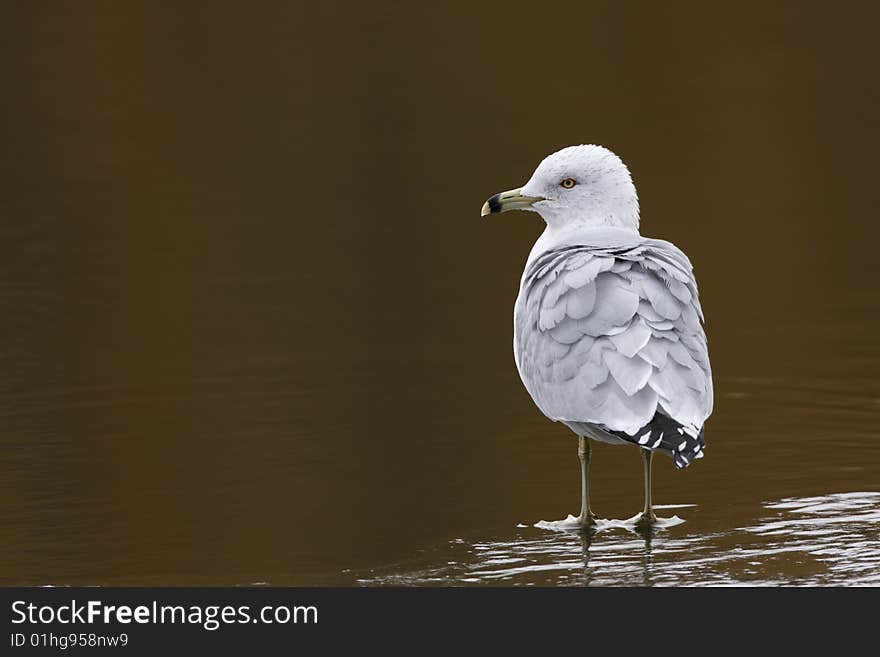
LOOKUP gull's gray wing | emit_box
[514,237,713,468]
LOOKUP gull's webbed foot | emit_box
[576,510,598,529]
[633,510,657,528]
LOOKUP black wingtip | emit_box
[603,412,706,469]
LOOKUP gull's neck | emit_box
[525,223,643,270]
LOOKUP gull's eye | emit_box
[560,178,576,189]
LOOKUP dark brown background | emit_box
[1,2,878,585]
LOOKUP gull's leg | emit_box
[636,448,657,526]
[576,436,597,527]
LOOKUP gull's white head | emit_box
[481,145,640,232]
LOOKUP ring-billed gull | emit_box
[481,145,713,528]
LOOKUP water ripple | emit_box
[359,492,880,586]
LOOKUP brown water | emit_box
[1,3,879,586]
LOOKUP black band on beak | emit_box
[486,193,503,214]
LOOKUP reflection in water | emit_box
[359,493,880,586]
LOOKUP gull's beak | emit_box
[480,187,545,217]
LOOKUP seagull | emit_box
[481,145,713,528]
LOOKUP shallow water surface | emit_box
[1,3,879,587]
[359,493,880,586]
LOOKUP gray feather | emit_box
[514,234,713,441]
[604,349,653,395]
[608,318,652,358]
